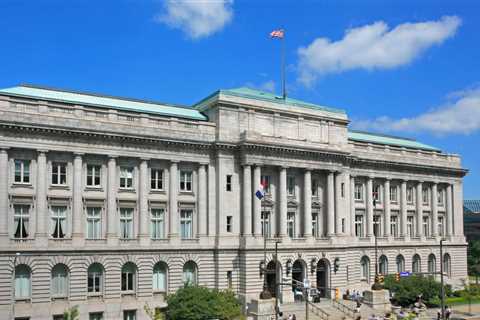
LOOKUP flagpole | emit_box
[281,29,286,100]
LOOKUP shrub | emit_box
[384,274,442,307]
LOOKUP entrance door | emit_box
[316,259,329,298]
[266,261,278,298]
[292,260,305,302]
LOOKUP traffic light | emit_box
[333,258,340,274]
[395,272,400,282]
[379,275,385,284]
[335,288,340,300]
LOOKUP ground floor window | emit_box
[89,312,103,320]
[123,310,136,320]
[360,256,370,282]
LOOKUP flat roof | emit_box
[348,130,441,152]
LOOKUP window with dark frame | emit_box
[151,169,164,190]
[52,162,67,185]
[14,160,30,184]
[226,216,232,233]
[86,165,101,187]
[226,175,232,192]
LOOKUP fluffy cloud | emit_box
[352,86,480,135]
[244,80,276,92]
[298,16,461,85]
[157,0,233,39]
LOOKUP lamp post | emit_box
[260,200,271,299]
[274,240,281,320]
[440,238,446,320]
[372,191,383,290]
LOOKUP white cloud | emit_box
[297,16,461,85]
[244,80,276,93]
[157,0,233,39]
[352,86,480,135]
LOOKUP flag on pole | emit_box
[270,29,284,39]
[255,180,267,200]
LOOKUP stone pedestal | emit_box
[363,289,392,312]
[248,298,275,320]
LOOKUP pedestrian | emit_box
[446,306,452,320]
[288,314,292,320]
[437,310,441,320]
[278,311,284,320]
[356,300,362,313]
[356,316,362,320]
[292,314,296,320]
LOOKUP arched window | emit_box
[183,261,198,285]
[87,263,103,294]
[360,256,370,282]
[51,264,69,297]
[412,254,421,273]
[379,255,388,275]
[121,262,137,292]
[443,254,451,277]
[428,254,436,275]
[153,262,168,292]
[14,264,31,299]
[396,255,405,273]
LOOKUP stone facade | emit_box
[0,85,468,320]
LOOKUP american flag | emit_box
[270,29,284,39]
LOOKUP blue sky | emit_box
[1,0,479,198]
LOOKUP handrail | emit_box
[308,301,329,320]
[332,299,357,318]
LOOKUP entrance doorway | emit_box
[316,259,330,298]
[266,260,282,299]
[292,260,306,302]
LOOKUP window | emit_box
[423,216,430,237]
[179,171,193,192]
[86,207,101,239]
[227,271,233,289]
[373,215,382,237]
[180,209,193,239]
[121,263,136,292]
[287,212,296,238]
[87,263,103,294]
[226,216,232,233]
[86,165,101,187]
[341,183,345,198]
[360,256,370,282]
[13,204,30,239]
[355,214,364,238]
[151,209,165,239]
[312,212,318,237]
[50,206,67,239]
[312,179,318,196]
[261,175,271,194]
[428,254,436,274]
[341,218,345,233]
[422,188,429,204]
[373,184,381,204]
[151,169,163,190]
[123,310,136,320]
[287,176,295,196]
[438,216,445,237]
[407,215,415,237]
[390,186,398,202]
[261,211,271,238]
[14,160,30,184]
[412,255,421,273]
[443,254,451,277]
[119,167,133,189]
[354,184,363,201]
[437,189,444,206]
[396,255,405,273]
[226,175,232,192]
[390,215,398,238]
[379,256,388,275]
[89,313,103,320]
[152,262,167,292]
[407,187,414,203]
[51,264,68,297]
[183,261,198,285]
[53,316,64,320]
[52,162,67,185]
[14,265,31,299]
[120,208,134,239]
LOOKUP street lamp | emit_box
[371,189,383,290]
[440,238,446,320]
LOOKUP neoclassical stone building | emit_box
[0,85,467,320]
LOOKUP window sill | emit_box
[51,295,68,301]
[150,189,166,194]
[11,238,33,242]
[151,238,169,242]
[87,293,103,298]
[153,290,166,295]
[121,291,136,297]
[14,297,31,302]
[85,186,103,192]
[179,191,194,195]
[119,188,136,193]
[181,237,199,242]
[49,237,72,241]
[11,183,33,188]
[86,238,107,242]
[49,185,69,190]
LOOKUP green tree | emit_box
[468,240,480,284]
[144,303,165,320]
[384,274,442,307]
[63,306,79,320]
[166,285,241,320]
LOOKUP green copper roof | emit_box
[0,85,207,121]
[348,130,441,152]
[196,87,346,115]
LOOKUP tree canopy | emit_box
[384,274,446,307]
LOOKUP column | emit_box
[253,165,262,237]
[0,148,9,236]
[198,164,207,237]
[366,177,374,237]
[416,181,423,237]
[327,171,335,237]
[400,180,408,238]
[36,150,48,238]
[384,179,391,238]
[242,165,252,236]
[344,172,351,236]
[446,184,453,236]
[208,163,216,236]
[106,156,117,243]
[169,161,178,238]
[139,159,149,242]
[453,181,464,236]
[431,182,438,238]
[72,153,83,239]
[278,167,287,237]
[303,169,312,238]
[334,172,342,234]
[350,175,356,237]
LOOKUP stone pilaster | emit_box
[350,175,356,237]
[208,163,216,237]
[400,180,408,238]
[431,183,438,238]
[366,177,373,238]
[303,169,312,238]
[0,148,9,237]
[253,165,262,237]
[198,164,207,237]
[453,181,464,237]
[242,165,252,236]
[72,153,83,243]
[384,179,391,238]
[139,159,149,245]
[169,161,178,239]
[446,184,453,237]
[278,167,287,237]
[106,156,118,245]
[327,171,335,237]
[36,150,48,243]
[416,181,423,238]
[344,172,351,236]
[334,172,342,234]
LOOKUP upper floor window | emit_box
[14,160,30,184]
[287,212,296,238]
[407,187,414,203]
[50,206,67,239]
[90,312,104,320]
[373,184,381,204]
[407,215,415,237]
[121,263,136,292]
[119,167,133,189]
[261,211,271,238]
[14,265,31,299]
[51,264,69,297]
[226,216,232,233]
[311,179,318,196]
[422,188,429,204]
[86,165,101,187]
[390,215,399,238]
[151,208,165,239]
[151,169,163,191]
[87,263,103,294]
[355,214,364,237]
[287,176,295,196]
[373,215,382,237]
[120,208,134,239]
[226,175,232,192]
[437,189,444,206]
[312,212,318,237]
[423,216,430,237]
[390,186,398,202]
[86,207,102,240]
[124,310,137,320]
[180,209,193,239]
[179,171,193,192]
[354,184,363,201]
[183,261,198,285]
[52,162,67,185]
[261,175,271,194]
[438,216,445,237]
[153,262,167,292]
[13,204,30,239]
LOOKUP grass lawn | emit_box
[446,296,480,306]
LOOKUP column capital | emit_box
[198,162,209,167]
[0,148,9,154]
[170,159,180,164]
[278,165,289,170]
[140,157,150,162]
[37,149,49,155]
[73,152,84,158]
[108,155,118,160]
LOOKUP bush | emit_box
[384,274,443,307]
[166,285,241,320]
